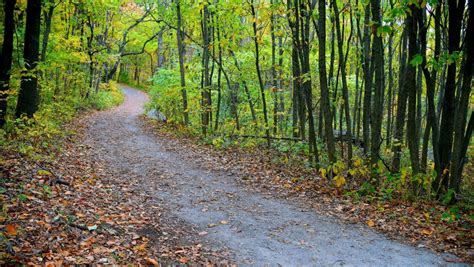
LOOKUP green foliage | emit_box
[89,82,124,110]
[148,68,200,127]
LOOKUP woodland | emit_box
[0,0,473,265]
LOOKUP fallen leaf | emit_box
[220,220,229,225]
[5,224,17,236]
[198,231,208,236]
[178,257,189,264]
[421,229,433,236]
[367,220,375,227]
[145,257,159,266]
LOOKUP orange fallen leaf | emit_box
[367,220,375,227]
[5,224,17,236]
[145,257,159,266]
[421,229,433,236]
[178,257,189,264]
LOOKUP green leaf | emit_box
[409,54,423,66]
[376,25,392,37]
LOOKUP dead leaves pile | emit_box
[0,115,216,265]
[144,118,473,264]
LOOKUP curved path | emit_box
[84,84,460,266]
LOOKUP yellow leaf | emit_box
[353,158,362,167]
[367,220,375,227]
[421,229,433,236]
[37,169,52,176]
[333,175,346,187]
[319,168,327,178]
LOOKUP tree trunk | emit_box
[362,3,372,154]
[16,0,42,118]
[449,0,473,194]
[369,0,384,166]
[434,0,465,195]
[318,0,336,163]
[201,3,211,134]
[40,2,55,62]
[333,0,353,162]
[175,0,189,125]
[250,0,271,147]
[0,0,16,126]
[392,26,408,172]
[405,4,420,173]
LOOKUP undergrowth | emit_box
[1,81,123,158]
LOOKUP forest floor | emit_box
[1,85,471,265]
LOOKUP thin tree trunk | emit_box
[369,0,385,166]
[201,3,211,134]
[406,4,420,173]
[40,2,55,62]
[250,0,271,147]
[333,0,353,162]
[362,3,372,154]
[318,0,336,163]
[392,26,408,172]
[175,0,189,125]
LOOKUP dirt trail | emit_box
[82,85,461,266]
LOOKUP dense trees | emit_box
[0,0,159,123]
[1,0,472,201]
[145,0,471,200]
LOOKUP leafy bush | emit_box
[148,69,200,128]
[88,81,124,110]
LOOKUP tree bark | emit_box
[333,0,353,162]
[250,0,271,147]
[0,0,16,126]
[434,0,466,195]
[175,0,189,125]
[369,0,385,166]
[16,0,42,118]
[40,1,56,62]
[405,4,420,173]
[318,0,336,163]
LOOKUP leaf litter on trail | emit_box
[143,117,474,264]
[0,112,224,265]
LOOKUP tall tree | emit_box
[332,0,353,162]
[405,3,420,174]
[448,0,473,194]
[201,2,211,134]
[16,0,42,118]
[0,0,16,126]
[369,0,384,166]
[434,0,467,196]
[250,0,271,147]
[175,0,189,125]
[318,0,336,163]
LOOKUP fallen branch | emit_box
[230,134,303,142]
[17,153,72,187]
